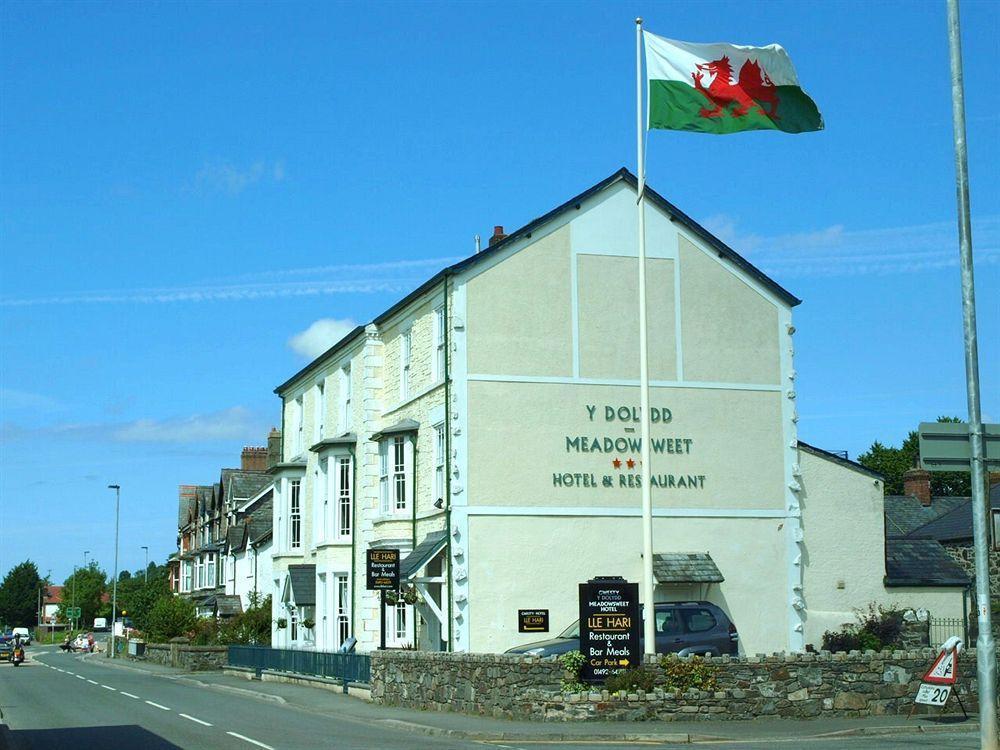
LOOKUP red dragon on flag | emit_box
[691,55,780,120]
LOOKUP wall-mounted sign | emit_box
[366,548,400,591]
[518,609,549,633]
[578,577,640,684]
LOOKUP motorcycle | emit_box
[12,645,25,666]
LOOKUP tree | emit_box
[858,416,971,497]
[0,560,45,629]
[58,563,107,628]
[145,595,196,641]
[116,563,170,631]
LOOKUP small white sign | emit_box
[915,683,952,706]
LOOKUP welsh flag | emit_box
[644,31,823,134]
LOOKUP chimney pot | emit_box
[903,467,933,506]
[489,225,508,247]
[241,445,268,472]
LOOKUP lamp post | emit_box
[108,485,121,657]
[141,546,149,583]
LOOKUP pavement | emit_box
[0,645,983,750]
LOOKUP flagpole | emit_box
[635,16,656,658]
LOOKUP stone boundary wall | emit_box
[371,649,978,721]
[129,640,227,671]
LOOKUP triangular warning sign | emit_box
[922,648,959,685]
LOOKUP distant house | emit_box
[42,585,64,623]
[224,483,274,612]
[171,446,271,618]
[893,468,1000,609]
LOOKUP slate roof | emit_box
[288,564,316,605]
[371,419,420,442]
[400,531,447,579]
[798,441,883,480]
[248,496,273,544]
[885,539,970,587]
[275,168,801,396]
[178,486,198,527]
[905,483,1000,543]
[226,525,246,552]
[652,553,725,583]
[215,595,243,617]
[227,470,271,502]
[884,495,969,538]
[310,433,358,452]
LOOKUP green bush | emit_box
[606,667,657,693]
[217,595,272,646]
[144,595,196,642]
[660,656,719,692]
[559,650,587,693]
[820,602,903,652]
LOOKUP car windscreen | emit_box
[557,620,580,639]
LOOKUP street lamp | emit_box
[108,485,120,657]
[141,546,149,583]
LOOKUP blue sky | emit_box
[1,0,997,583]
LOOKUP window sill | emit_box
[314,540,352,550]
[373,514,410,526]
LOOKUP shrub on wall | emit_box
[821,603,905,653]
[660,656,719,692]
[559,650,588,693]
[145,595,197,642]
[605,667,657,693]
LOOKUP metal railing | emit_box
[227,645,370,690]
[929,616,968,647]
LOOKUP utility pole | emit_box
[108,485,121,657]
[945,2,996,747]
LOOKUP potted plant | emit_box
[401,585,421,606]
[383,590,400,605]
[275,617,287,629]
[302,618,315,630]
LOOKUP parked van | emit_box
[93,618,108,631]
[11,627,31,645]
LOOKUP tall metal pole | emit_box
[945,1,995,746]
[635,17,656,656]
[71,564,76,632]
[109,485,121,657]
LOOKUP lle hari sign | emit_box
[555,404,707,490]
[579,577,640,684]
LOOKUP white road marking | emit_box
[226,732,274,749]
[101,685,116,691]
[145,700,171,711]
[179,713,212,727]
[120,692,140,699]
[87,679,99,685]
[76,675,86,680]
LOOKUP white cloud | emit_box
[705,214,1000,278]
[192,160,286,195]
[288,318,359,360]
[1,406,269,444]
[0,388,58,411]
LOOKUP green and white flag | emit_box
[643,31,823,134]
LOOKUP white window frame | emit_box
[379,435,411,515]
[388,600,412,648]
[340,365,352,432]
[289,479,302,550]
[337,455,352,539]
[206,553,216,588]
[315,380,325,442]
[399,329,411,401]
[433,304,445,382]
[181,561,192,593]
[434,422,445,503]
[315,460,327,546]
[992,509,1000,551]
[294,395,304,456]
[335,572,350,648]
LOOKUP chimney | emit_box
[488,225,507,247]
[903,467,933,506]
[241,446,268,472]
[267,427,282,469]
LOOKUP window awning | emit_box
[652,553,724,584]
[370,419,420,442]
[309,433,357,452]
[400,531,447,579]
[287,564,316,605]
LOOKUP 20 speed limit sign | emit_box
[915,683,952,706]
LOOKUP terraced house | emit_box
[269,169,966,655]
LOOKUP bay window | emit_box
[337,456,352,538]
[379,436,409,514]
[289,479,301,549]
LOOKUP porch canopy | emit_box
[401,531,447,580]
[652,553,724,584]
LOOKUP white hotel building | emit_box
[268,169,965,654]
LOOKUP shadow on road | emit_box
[1,724,182,750]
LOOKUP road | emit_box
[0,647,981,750]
